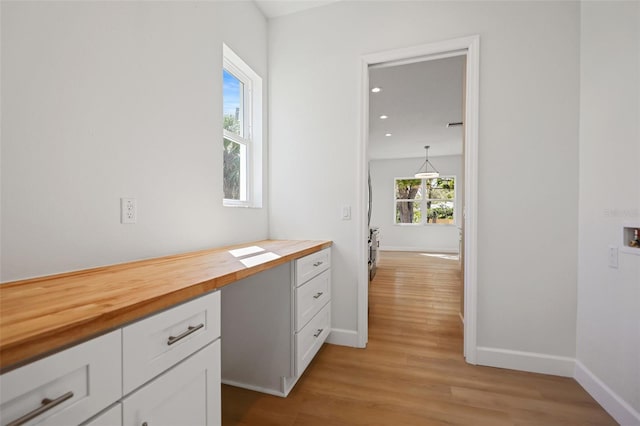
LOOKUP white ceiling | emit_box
[253,0,339,19]
[369,55,465,160]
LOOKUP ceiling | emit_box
[369,55,465,160]
[253,0,339,19]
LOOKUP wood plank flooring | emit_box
[222,251,616,425]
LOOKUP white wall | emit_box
[269,1,580,359]
[576,1,640,423]
[1,1,269,281]
[370,156,462,253]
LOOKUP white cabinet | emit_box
[221,248,331,397]
[0,291,221,426]
[122,341,220,426]
[293,248,331,378]
[0,330,121,426]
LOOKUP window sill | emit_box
[393,223,458,227]
[223,201,262,209]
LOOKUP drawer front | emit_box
[0,330,121,426]
[295,303,331,376]
[295,248,331,286]
[295,269,331,331]
[122,291,220,394]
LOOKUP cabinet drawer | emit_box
[295,269,331,331]
[0,330,121,426]
[122,291,220,394]
[295,248,330,286]
[295,303,330,376]
[122,340,220,426]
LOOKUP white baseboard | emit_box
[221,379,286,397]
[379,246,459,254]
[574,360,640,425]
[476,346,575,377]
[326,328,359,347]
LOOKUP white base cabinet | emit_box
[221,248,331,397]
[1,291,221,426]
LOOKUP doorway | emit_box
[357,36,479,363]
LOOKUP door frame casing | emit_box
[357,35,480,363]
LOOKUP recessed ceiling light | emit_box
[385,133,392,137]
[371,87,381,93]
[380,115,388,119]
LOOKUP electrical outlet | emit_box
[121,198,137,224]
[608,245,618,269]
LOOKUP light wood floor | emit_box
[222,251,616,425]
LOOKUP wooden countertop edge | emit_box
[0,239,332,372]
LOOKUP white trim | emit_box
[357,55,370,349]
[357,35,480,361]
[574,360,640,426]
[620,246,640,256]
[221,379,286,398]
[326,328,359,347]
[476,346,575,377]
[379,246,458,254]
[222,43,263,208]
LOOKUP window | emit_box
[394,177,456,225]
[223,44,262,207]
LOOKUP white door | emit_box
[122,341,220,426]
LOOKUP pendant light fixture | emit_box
[414,145,439,179]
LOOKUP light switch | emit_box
[608,245,618,269]
[341,205,351,220]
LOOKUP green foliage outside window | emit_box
[395,177,455,224]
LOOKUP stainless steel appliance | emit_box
[368,227,379,281]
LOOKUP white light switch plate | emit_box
[608,245,618,269]
[341,205,351,220]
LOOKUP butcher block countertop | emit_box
[0,239,332,372]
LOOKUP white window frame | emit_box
[223,44,263,208]
[393,176,456,226]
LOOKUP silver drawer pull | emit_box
[313,261,323,267]
[7,391,74,426]
[313,328,324,338]
[313,292,324,299]
[167,323,204,346]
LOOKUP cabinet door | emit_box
[122,340,220,426]
[82,404,122,426]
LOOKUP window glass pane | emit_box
[223,69,244,137]
[223,138,245,200]
[395,178,422,200]
[396,201,421,224]
[426,201,454,224]
[427,177,455,200]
